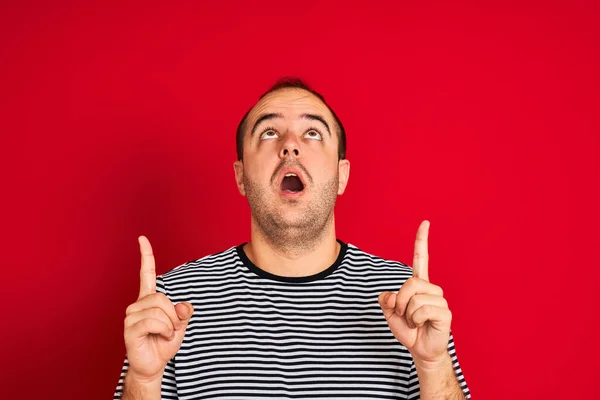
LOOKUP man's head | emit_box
[236,77,347,161]
[233,78,350,250]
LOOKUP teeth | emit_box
[285,173,297,177]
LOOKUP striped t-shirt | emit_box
[115,240,470,399]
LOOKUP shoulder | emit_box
[344,242,413,275]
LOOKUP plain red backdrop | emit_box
[1,1,598,399]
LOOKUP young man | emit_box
[115,78,470,399]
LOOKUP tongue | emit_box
[281,176,304,192]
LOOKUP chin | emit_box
[271,208,314,228]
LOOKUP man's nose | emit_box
[279,134,300,159]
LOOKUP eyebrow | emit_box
[250,113,331,137]
[251,113,283,135]
[302,113,331,136]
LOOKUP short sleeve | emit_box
[113,276,179,399]
[405,332,471,399]
[448,332,470,398]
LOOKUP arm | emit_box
[115,354,179,400]
[114,236,192,400]
[122,370,162,400]
[378,221,470,399]
[414,353,465,400]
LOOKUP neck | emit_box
[243,214,340,278]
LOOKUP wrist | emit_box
[123,369,163,400]
[413,352,453,374]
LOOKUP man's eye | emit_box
[304,129,322,140]
[260,129,278,140]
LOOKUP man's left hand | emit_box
[378,220,452,367]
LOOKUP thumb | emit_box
[175,302,194,323]
[378,291,397,320]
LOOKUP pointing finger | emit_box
[138,235,156,299]
[412,220,430,282]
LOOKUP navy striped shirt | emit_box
[115,240,470,399]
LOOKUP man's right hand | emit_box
[123,235,194,384]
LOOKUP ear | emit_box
[233,160,246,196]
[337,159,350,195]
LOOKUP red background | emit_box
[1,1,599,399]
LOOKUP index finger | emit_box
[412,220,430,282]
[138,235,156,299]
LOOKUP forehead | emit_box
[246,88,334,125]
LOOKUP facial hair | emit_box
[243,165,339,255]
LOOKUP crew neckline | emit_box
[235,239,347,283]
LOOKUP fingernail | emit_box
[387,293,396,308]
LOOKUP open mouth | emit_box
[280,173,305,193]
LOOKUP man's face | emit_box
[233,88,350,241]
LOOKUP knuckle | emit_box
[156,291,168,300]
[411,294,423,308]
[150,292,167,302]
[403,277,416,291]
[441,298,449,308]
[411,277,426,289]
[150,307,165,320]
[408,314,418,327]
[422,304,434,315]
[126,299,146,315]
[156,292,174,308]
[146,292,169,309]
[405,299,418,316]
[138,318,150,330]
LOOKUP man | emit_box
[114,78,470,399]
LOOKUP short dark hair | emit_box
[235,77,347,161]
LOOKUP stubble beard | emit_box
[243,172,339,255]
